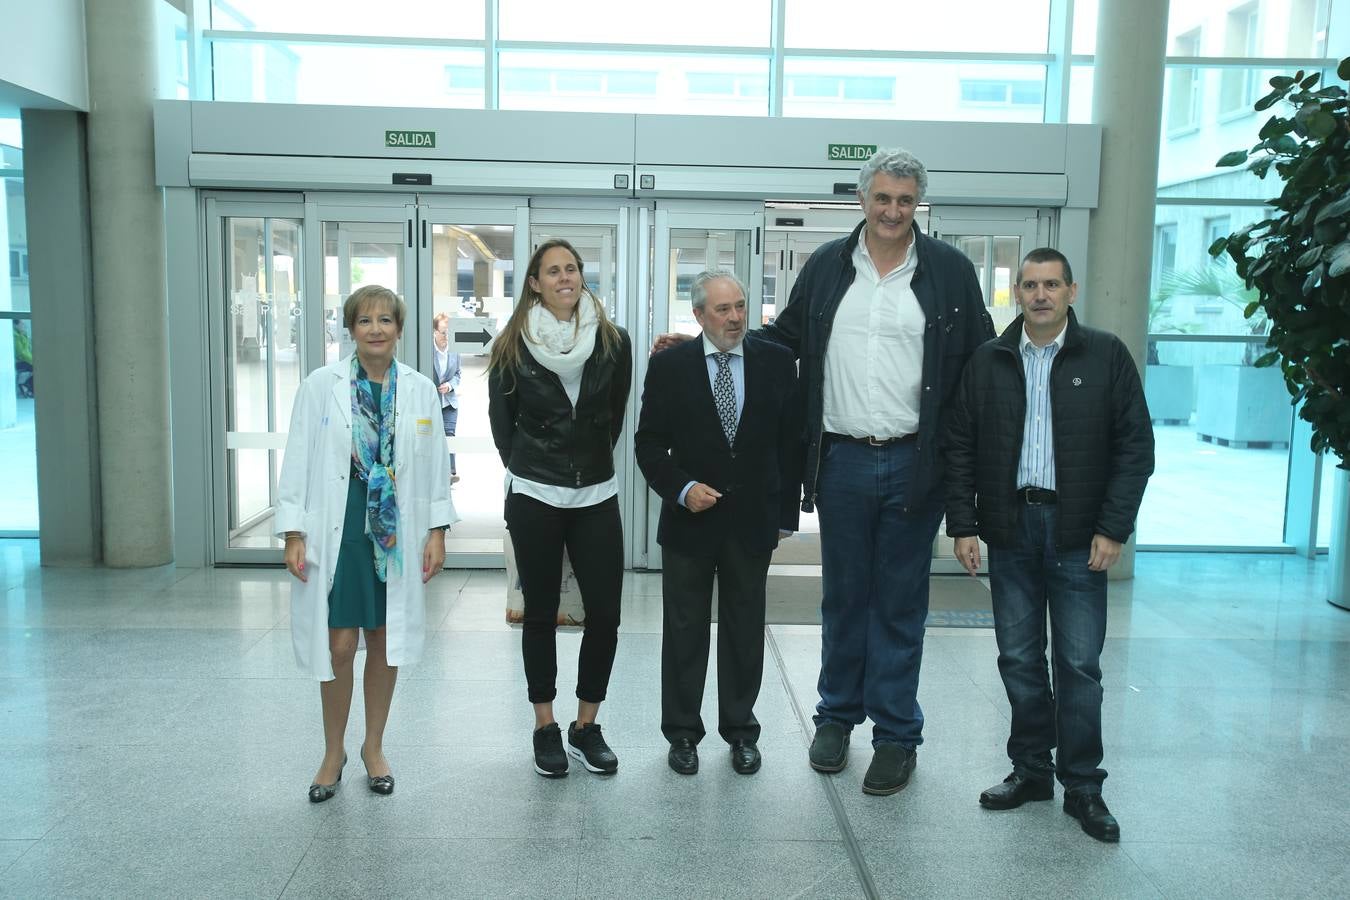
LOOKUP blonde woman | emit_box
[277,285,457,801]
[488,239,632,778]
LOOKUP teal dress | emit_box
[328,382,390,629]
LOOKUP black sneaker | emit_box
[533,723,568,778]
[862,743,916,795]
[567,721,618,774]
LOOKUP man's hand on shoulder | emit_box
[652,332,694,355]
[1088,534,1123,572]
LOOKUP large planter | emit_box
[1331,467,1349,611]
[1144,364,1194,424]
[1195,364,1294,447]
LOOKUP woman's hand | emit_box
[284,534,308,582]
[422,528,447,583]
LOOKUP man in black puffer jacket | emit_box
[944,248,1153,844]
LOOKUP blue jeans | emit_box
[814,438,943,748]
[988,502,1108,794]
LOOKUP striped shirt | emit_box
[1016,324,1066,490]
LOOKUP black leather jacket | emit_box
[488,328,633,489]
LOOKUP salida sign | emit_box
[828,143,877,161]
[386,130,436,148]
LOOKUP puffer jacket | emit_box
[943,309,1155,549]
[488,328,633,488]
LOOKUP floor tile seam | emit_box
[1117,843,1186,899]
[0,838,38,877]
[764,624,880,900]
[276,832,324,900]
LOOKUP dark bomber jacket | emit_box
[759,220,995,512]
[943,309,1155,549]
[488,329,633,489]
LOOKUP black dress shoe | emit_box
[979,772,1054,810]
[668,738,698,775]
[862,743,916,796]
[1064,792,1121,842]
[729,739,761,775]
[361,745,395,796]
[307,754,347,804]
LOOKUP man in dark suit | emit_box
[636,270,802,776]
[432,312,462,483]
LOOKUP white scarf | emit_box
[525,294,600,381]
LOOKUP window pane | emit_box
[784,0,1050,52]
[0,132,35,532]
[1068,64,1094,124]
[210,0,484,40]
[1150,204,1271,338]
[212,43,484,108]
[500,0,770,46]
[783,59,1045,122]
[499,52,769,115]
[1075,0,1329,57]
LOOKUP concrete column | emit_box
[1085,0,1169,579]
[23,110,102,565]
[85,0,172,565]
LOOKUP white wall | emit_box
[0,0,89,111]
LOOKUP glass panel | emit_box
[500,0,769,46]
[1138,338,1292,545]
[1076,0,1329,56]
[322,222,406,365]
[945,230,1022,332]
[1,128,35,532]
[1149,204,1271,338]
[1068,64,1094,125]
[430,222,519,558]
[665,228,752,335]
[784,0,1050,52]
[1316,460,1336,549]
[223,217,303,549]
[212,43,484,108]
[762,235,785,326]
[210,0,484,39]
[499,51,770,116]
[782,59,1045,122]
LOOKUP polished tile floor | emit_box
[2,541,1348,899]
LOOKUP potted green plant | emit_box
[1212,59,1350,607]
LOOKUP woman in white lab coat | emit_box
[276,285,457,802]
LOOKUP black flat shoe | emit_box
[730,739,761,775]
[1064,792,1121,843]
[668,738,698,775]
[979,772,1054,810]
[308,754,347,803]
[360,745,395,796]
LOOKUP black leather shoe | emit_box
[668,738,699,775]
[862,743,916,796]
[360,745,395,796]
[730,739,761,775]
[1064,792,1121,842]
[979,772,1054,810]
[809,722,849,772]
[307,754,347,803]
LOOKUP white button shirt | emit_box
[822,230,925,439]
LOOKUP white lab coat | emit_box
[276,357,458,681]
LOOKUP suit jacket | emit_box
[636,333,803,557]
[433,346,461,410]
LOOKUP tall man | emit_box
[636,271,801,776]
[758,148,995,794]
[432,312,462,483]
[944,248,1154,842]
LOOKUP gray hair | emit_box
[689,270,748,310]
[858,147,928,202]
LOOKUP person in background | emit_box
[432,312,462,484]
[488,239,633,779]
[277,284,457,802]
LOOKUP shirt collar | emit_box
[856,225,918,273]
[702,334,745,358]
[1020,321,1068,355]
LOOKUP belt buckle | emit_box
[867,436,889,447]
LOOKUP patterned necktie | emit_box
[713,352,737,444]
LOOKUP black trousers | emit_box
[506,491,623,705]
[660,542,771,745]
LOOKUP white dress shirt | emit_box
[822,229,925,439]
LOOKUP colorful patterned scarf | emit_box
[351,356,400,581]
